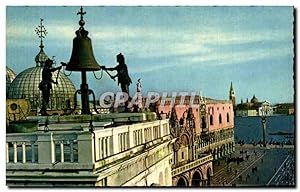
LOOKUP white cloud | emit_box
[7,22,293,74]
[184,46,292,66]
[90,26,292,58]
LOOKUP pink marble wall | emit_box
[206,102,234,132]
[158,104,201,135]
[158,99,234,135]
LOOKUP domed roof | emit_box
[250,95,258,103]
[8,66,76,112]
[6,67,17,94]
[35,48,49,66]
[7,19,77,114]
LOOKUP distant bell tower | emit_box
[229,82,236,107]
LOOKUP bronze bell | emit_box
[65,31,101,71]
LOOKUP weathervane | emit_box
[35,18,47,49]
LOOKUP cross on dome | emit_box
[34,18,47,49]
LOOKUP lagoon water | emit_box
[234,115,294,144]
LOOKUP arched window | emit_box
[164,168,169,186]
[159,172,164,186]
[219,114,222,124]
[227,113,230,122]
[201,116,206,129]
[191,171,203,186]
[177,177,187,186]
[210,115,213,125]
[207,167,212,186]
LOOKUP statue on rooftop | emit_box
[39,58,62,116]
[102,53,132,111]
[136,78,143,110]
[136,78,142,93]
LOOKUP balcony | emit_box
[6,118,171,172]
[171,155,213,176]
[195,137,235,155]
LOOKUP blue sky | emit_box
[6,6,294,104]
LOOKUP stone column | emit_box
[137,130,140,145]
[227,143,231,155]
[100,138,104,158]
[102,137,108,158]
[122,133,126,151]
[6,143,9,163]
[125,133,129,150]
[166,123,170,135]
[22,143,26,163]
[60,142,64,163]
[31,142,35,163]
[134,131,138,146]
[112,129,119,154]
[121,133,125,151]
[159,122,163,137]
[128,127,134,148]
[141,128,145,144]
[144,129,147,143]
[70,141,74,162]
[37,133,55,164]
[228,144,231,154]
[106,137,111,156]
[13,142,17,163]
[222,146,225,157]
[94,138,100,161]
[118,134,122,152]
[214,149,218,160]
[150,126,154,141]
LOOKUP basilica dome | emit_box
[250,95,259,103]
[8,19,76,114]
[8,66,76,113]
[6,67,16,94]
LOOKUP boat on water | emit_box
[268,131,293,136]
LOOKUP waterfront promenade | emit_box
[211,144,295,187]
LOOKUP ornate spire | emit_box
[186,107,195,129]
[170,107,178,127]
[169,107,179,138]
[229,81,235,103]
[34,18,49,67]
[230,81,234,91]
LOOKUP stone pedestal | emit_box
[78,133,94,164]
[37,133,55,164]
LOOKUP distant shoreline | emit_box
[235,114,294,118]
